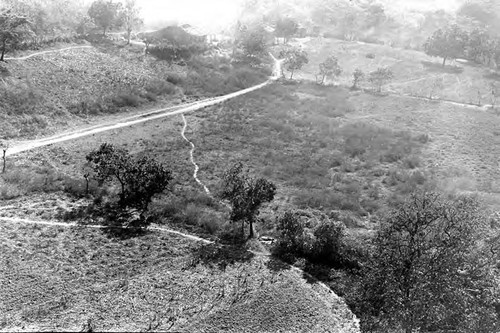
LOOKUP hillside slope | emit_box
[0,221,360,332]
[0,40,269,141]
[0,42,182,139]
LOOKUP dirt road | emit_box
[5,49,282,157]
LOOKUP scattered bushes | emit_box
[148,189,224,236]
[165,73,184,85]
[144,80,177,96]
[273,209,361,269]
[183,58,269,96]
[341,123,419,164]
[111,92,142,107]
[294,189,364,214]
[0,82,44,115]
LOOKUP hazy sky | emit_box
[137,0,243,30]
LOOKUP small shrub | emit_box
[144,80,177,96]
[415,133,431,144]
[166,73,184,85]
[111,93,142,107]
[366,53,376,59]
[403,155,421,169]
[143,92,157,102]
[311,219,345,265]
[273,210,361,269]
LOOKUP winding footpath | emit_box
[180,114,211,194]
[4,45,93,61]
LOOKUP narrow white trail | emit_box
[0,216,213,244]
[180,114,210,195]
[4,45,93,61]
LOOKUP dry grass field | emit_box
[289,37,500,106]
[0,220,359,332]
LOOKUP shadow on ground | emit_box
[189,243,255,270]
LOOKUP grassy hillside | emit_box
[0,221,359,332]
[286,36,500,198]
[288,37,499,106]
[0,39,269,140]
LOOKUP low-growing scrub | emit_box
[273,209,363,269]
[191,83,427,217]
[148,189,226,237]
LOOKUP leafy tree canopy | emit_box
[279,47,309,79]
[0,8,31,60]
[363,192,499,333]
[88,0,122,36]
[424,25,468,66]
[219,162,276,239]
[317,55,342,84]
[86,143,173,225]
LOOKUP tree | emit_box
[363,3,386,29]
[87,0,122,36]
[238,25,268,59]
[140,34,156,54]
[424,25,468,67]
[86,143,172,224]
[120,0,142,45]
[1,142,8,173]
[317,55,342,85]
[219,162,276,239]
[364,192,499,333]
[368,67,393,92]
[279,47,309,79]
[352,68,364,89]
[275,17,298,44]
[0,9,31,61]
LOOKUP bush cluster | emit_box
[273,210,361,269]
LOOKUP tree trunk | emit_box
[84,175,89,195]
[0,39,6,61]
[2,149,6,173]
[290,70,294,80]
[249,218,254,238]
[103,26,107,36]
[127,30,131,45]
[442,56,447,67]
[321,74,326,85]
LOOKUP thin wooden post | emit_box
[2,146,7,174]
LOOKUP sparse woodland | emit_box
[2,0,500,332]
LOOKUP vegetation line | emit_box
[4,45,94,61]
[180,114,210,195]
